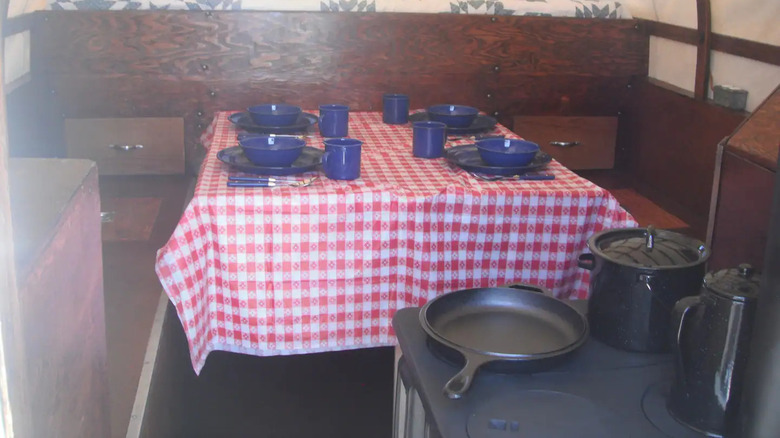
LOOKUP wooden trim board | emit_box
[125,291,169,438]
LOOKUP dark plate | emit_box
[409,112,497,135]
[446,145,552,176]
[228,112,318,133]
[217,146,323,176]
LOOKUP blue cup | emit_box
[322,138,362,180]
[382,93,410,124]
[319,104,350,138]
[413,121,447,158]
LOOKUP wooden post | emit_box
[694,0,712,100]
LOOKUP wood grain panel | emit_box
[620,79,745,219]
[513,116,617,169]
[65,118,185,175]
[32,11,648,172]
[48,74,633,169]
[11,160,111,438]
[726,85,780,171]
[709,151,775,270]
[38,12,648,80]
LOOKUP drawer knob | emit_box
[549,141,581,148]
[110,144,144,151]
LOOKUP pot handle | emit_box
[443,354,489,400]
[671,295,702,380]
[577,253,596,270]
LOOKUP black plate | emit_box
[446,145,552,176]
[217,146,323,176]
[409,112,497,135]
[228,112,318,134]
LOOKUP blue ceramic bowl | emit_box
[427,104,479,128]
[247,104,302,126]
[239,136,306,166]
[475,138,540,167]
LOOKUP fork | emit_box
[468,172,555,182]
[227,176,319,188]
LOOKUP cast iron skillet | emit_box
[419,284,588,399]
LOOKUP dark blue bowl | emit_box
[475,138,540,167]
[427,104,479,128]
[247,104,302,126]
[239,136,306,167]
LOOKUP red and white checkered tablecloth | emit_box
[156,111,636,373]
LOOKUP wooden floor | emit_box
[577,169,707,240]
[100,175,191,438]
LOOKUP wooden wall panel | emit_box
[619,79,745,229]
[30,11,648,172]
[10,159,110,438]
[708,151,775,271]
[38,13,647,80]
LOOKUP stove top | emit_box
[393,302,708,438]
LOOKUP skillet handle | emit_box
[443,355,489,400]
[505,283,553,297]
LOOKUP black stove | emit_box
[392,302,709,438]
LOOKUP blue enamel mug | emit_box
[319,104,350,138]
[322,138,362,180]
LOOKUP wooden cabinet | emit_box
[708,150,775,270]
[65,117,185,175]
[9,158,111,437]
[708,86,779,271]
[512,116,618,169]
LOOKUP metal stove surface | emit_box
[393,303,708,438]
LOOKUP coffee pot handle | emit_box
[671,295,703,379]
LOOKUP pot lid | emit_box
[590,226,709,269]
[704,263,761,301]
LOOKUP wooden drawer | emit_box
[65,118,184,175]
[512,116,617,169]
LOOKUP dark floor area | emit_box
[184,349,394,437]
[160,303,396,437]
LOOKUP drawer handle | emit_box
[549,141,581,148]
[110,144,144,151]
[100,211,115,223]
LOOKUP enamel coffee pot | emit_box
[667,264,761,437]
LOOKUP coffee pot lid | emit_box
[704,263,762,301]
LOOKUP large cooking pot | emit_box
[420,284,588,399]
[577,226,710,353]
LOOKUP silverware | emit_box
[468,172,555,182]
[236,133,316,141]
[229,176,305,182]
[227,176,319,188]
[448,134,505,141]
